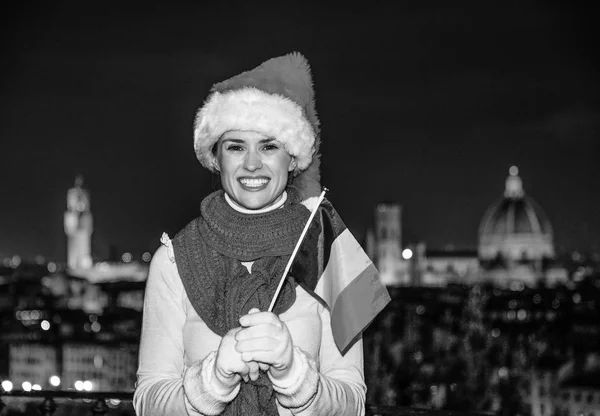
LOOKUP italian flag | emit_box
[290,199,391,355]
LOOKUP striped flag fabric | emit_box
[290,198,391,355]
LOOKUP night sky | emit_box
[1,2,598,262]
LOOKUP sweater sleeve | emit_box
[133,245,240,416]
[270,303,366,415]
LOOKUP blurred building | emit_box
[3,301,141,391]
[0,179,147,392]
[366,203,409,285]
[64,175,94,271]
[62,176,149,286]
[478,166,567,287]
[479,166,553,265]
[9,343,58,388]
[417,246,479,287]
[366,166,568,288]
[529,353,600,416]
[62,342,138,391]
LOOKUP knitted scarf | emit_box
[172,189,310,416]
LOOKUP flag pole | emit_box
[268,187,328,312]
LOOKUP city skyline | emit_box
[2,2,599,261]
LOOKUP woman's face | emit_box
[215,130,297,210]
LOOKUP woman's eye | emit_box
[262,144,279,151]
[226,145,244,151]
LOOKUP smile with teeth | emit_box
[239,178,270,188]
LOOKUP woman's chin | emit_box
[229,187,286,211]
[230,194,271,210]
[239,199,273,210]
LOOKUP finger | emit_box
[237,337,280,354]
[239,312,281,328]
[238,308,260,323]
[236,324,281,341]
[241,350,282,366]
[247,361,260,381]
[227,327,243,337]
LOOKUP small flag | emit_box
[290,199,391,355]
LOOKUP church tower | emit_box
[64,176,94,270]
[373,203,405,285]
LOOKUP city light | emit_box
[142,252,152,262]
[1,380,13,392]
[32,384,42,391]
[49,376,60,387]
[74,380,84,391]
[97,262,110,271]
[41,320,51,330]
[402,248,413,260]
[11,255,21,268]
[22,381,32,392]
[91,321,101,332]
[47,262,57,273]
[122,252,133,263]
[94,354,104,369]
[83,380,93,391]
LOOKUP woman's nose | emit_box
[243,150,263,171]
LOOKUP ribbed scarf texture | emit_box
[173,189,310,416]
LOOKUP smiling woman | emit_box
[132,52,388,416]
[215,131,297,211]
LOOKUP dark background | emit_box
[1,1,598,261]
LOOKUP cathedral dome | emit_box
[478,167,554,262]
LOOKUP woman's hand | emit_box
[236,308,295,380]
[214,327,260,387]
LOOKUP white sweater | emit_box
[133,244,366,415]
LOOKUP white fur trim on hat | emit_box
[194,87,316,172]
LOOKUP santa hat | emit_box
[194,52,321,198]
